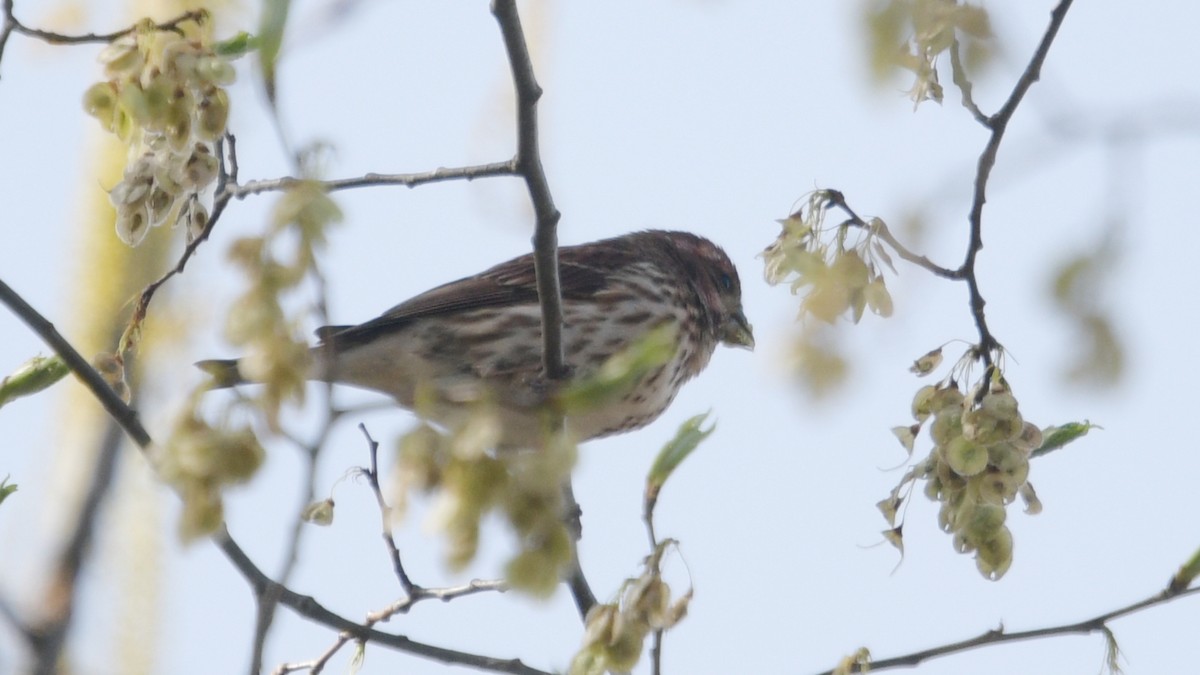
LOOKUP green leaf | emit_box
[645,412,714,502]
[214,31,258,58]
[0,476,17,507]
[1031,420,1100,458]
[1169,545,1200,593]
[258,0,292,104]
[0,355,69,409]
[558,326,675,412]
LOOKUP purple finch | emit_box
[200,230,752,447]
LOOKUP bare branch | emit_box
[949,39,988,125]
[959,0,1075,365]
[826,190,959,280]
[216,529,552,675]
[0,2,206,77]
[810,584,1200,675]
[128,137,517,357]
[0,1,16,78]
[0,278,150,447]
[560,481,597,619]
[359,424,416,592]
[229,161,517,198]
[491,0,566,381]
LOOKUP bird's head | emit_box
[661,231,755,351]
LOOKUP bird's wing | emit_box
[316,246,618,350]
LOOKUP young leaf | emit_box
[258,0,291,105]
[214,31,258,58]
[0,476,17,507]
[0,355,69,409]
[645,412,715,504]
[1032,420,1100,458]
[1169,545,1200,593]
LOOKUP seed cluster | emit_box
[883,374,1043,580]
[83,19,233,246]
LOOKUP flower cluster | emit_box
[763,190,895,324]
[865,0,993,108]
[82,17,233,246]
[569,542,691,675]
[392,411,576,596]
[881,357,1043,580]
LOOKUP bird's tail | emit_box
[195,359,246,389]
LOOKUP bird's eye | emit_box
[718,273,734,292]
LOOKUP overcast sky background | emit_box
[2,1,1200,674]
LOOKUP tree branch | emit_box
[491,0,566,381]
[561,480,597,619]
[128,135,518,358]
[0,2,205,78]
[958,0,1075,364]
[811,584,1200,675]
[948,38,988,125]
[228,161,517,198]
[216,529,552,675]
[0,278,150,447]
[826,190,959,280]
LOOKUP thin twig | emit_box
[810,584,1200,675]
[0,0,16,78]
[948,38,988,125]
[272,634,351,675]
[358,424,416,593]
[826,190,959,280]
[217,528,549,675]
[229,161,516,198]
[491,0,566,381]
[958,0,1075,365]
[0,3,205,77]
[560,480,597,620]
[129,143,516,351]
[366,578,511,624]
[250,393,341,674]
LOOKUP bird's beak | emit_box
[721,310,755,350]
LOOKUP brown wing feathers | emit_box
[316,240,629,351]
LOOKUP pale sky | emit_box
[2,1,1200,674]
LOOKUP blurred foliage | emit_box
[863,0,993,108]
[570,540,692,675]
[392,411,576,597]
[1049,246,1125,387]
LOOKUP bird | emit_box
[199,230,753,448]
